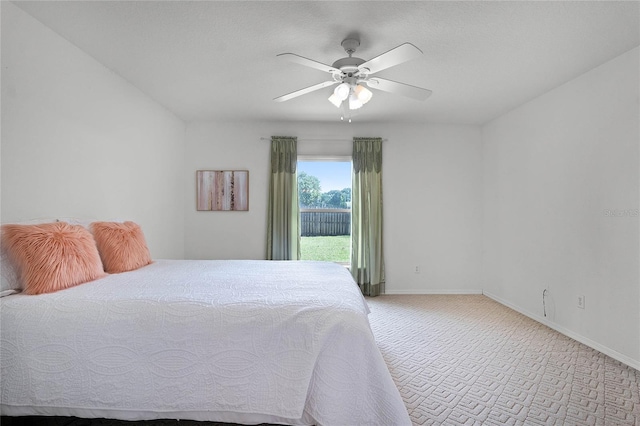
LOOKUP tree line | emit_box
[298,172,351,209]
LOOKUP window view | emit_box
[298,160,351,264]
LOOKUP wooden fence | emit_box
[301,210,351,236]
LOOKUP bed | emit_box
[0,259,411,425]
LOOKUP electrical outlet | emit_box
[577,295,585,309]
[414,265,420,274]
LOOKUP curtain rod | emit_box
[260,137,387,142]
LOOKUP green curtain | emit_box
[351,137,384,296]
[266,136,301,260]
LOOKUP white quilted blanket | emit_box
[0,260,410,425]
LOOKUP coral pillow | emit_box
[90,221,152,273]
[1,222,106,295]
[1,218,64,295]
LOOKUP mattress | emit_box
[0,259,410,425]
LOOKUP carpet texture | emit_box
[366,295,640,425]
[2,294,638,425]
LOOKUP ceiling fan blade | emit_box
[358,43,423,75]
[277,53,340,74]
[365,77,432,101]
[273,80,337,102]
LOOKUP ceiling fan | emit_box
[273,38,432,114]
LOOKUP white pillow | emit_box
[0,247,20,296]
[58,217,98,229]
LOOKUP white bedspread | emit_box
[1,260,410,425]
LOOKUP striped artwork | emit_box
[196,170,249,211]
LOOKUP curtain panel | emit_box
[351,137,385,296]
[266,136,301,260]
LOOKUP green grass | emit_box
[300,235,350,263]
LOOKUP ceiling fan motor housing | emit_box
[331,57,366,76]
[334,38,365,77]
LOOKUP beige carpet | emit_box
[366,294,640,426]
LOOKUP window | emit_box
[298,157,351,265]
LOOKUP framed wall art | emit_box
[196,170,249,211]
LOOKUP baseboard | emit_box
[384,289,483,295]
[483,290,640,371]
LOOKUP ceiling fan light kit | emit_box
[274,37,433,121]
[348,93,363,110]
[333,82,351,101]
[328,92,343,108]
[328,82,371,110]
[354,84,373,104]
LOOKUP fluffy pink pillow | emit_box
[90,221,152,273]
[1,222,106,295]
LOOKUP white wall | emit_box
[184,121,483,294]
[384,124,483,294]
[482,47,640,368]
[1,3,186,259]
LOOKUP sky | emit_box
[298,161,351,192]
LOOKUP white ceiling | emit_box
[13,1,640,125]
